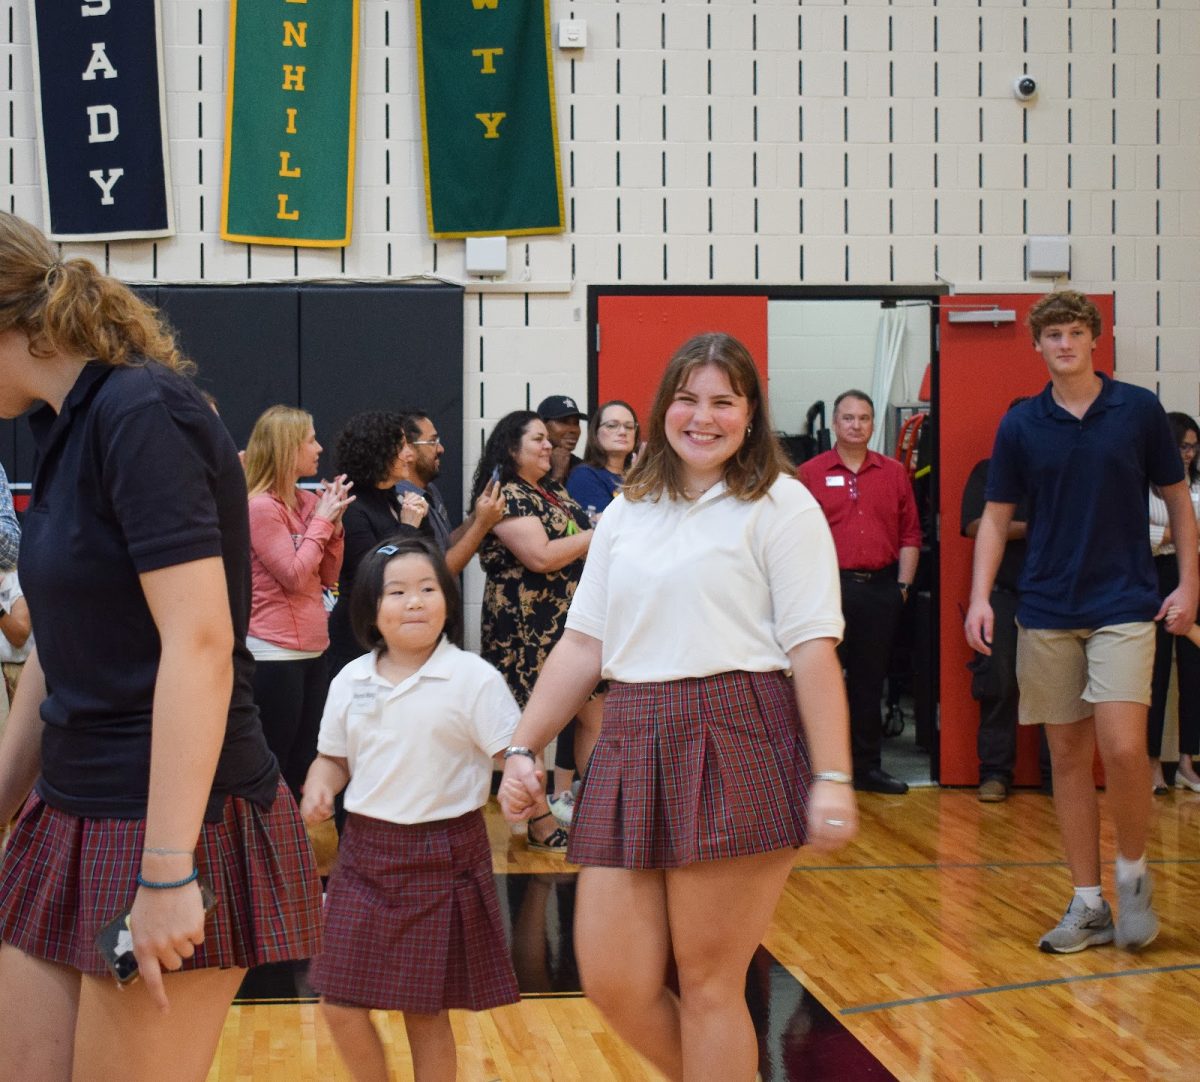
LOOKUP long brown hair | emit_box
[582,399,640,472]
[622,333,792,502]
[244,405,314,507]
[0,212,191,373]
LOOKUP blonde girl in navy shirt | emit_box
[301,537,520,1082]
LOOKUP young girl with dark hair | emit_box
[301,537,520,1082]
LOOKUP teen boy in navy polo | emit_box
[965,290,1198,954]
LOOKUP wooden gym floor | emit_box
[207,787,1200,1081]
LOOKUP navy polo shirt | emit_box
[21,361,278,820]
[985,373,1183,629]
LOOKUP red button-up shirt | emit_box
[797,449,922,571]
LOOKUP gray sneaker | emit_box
[1115,871,1159,951]
[1038,896,1114,953]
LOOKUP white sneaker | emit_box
[549,789,575,827]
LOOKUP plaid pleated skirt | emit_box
[0,778,321,977]
[567,669,813,869]
[308,808,520,1014]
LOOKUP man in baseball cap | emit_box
[536,394,588,483]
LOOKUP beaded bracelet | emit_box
[137,867,199,890]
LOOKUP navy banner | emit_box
[30,0,174,240]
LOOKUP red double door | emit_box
[595,290,1116,786]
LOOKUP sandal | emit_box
[526,811,569,854]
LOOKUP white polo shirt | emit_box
[566,473,844,682]
[318,638,519,824]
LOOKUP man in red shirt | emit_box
[799,389,922,794]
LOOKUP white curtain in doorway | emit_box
[868,307,906,452]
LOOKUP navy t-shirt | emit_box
[985,374,1183,629]
[21,361,279,820]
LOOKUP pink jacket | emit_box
[248,489,344,652]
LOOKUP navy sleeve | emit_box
[984,415,1025,503]
[102,400,224,573]
[1144,397,1186,488]
[566,466,612,513]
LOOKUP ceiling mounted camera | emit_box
[1012,76,1038,102]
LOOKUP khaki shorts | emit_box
[1016,621,1155,725]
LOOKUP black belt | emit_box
[840,564,897,584]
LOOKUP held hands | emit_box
[129,878,207,1012]
[497,754,545,823]
[1159,584,1199,635]
[399,492,429,528]
[315,474,355,525]
[474,479,506,532]
[299,781,335,825]
[806,779,859,854]
[964,598,994,655]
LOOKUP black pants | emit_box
[970,587,1019,783]
[838,573,904,776]
[252,655,329,800]
[1149,555,1200,758]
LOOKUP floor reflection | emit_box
[235,872,894,1080]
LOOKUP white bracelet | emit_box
[812,770,853,785]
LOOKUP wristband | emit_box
[503,746,536,761]
[137,867,199,890]
[812,770,853,785]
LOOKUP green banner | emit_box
[222,0,358,247]
[416,0,564,238]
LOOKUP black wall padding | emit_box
[1,283,466,525]
[298,283,466,524]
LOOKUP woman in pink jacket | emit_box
[244,406,354,797]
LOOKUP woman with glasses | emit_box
[567,400,641,521]
[549,401,643,823]
[1148,411,1200,793]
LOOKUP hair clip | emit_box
[376,544,400,556]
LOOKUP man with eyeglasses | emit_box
[397,410,504,575]
[536,395,587,484]
[799,389,921,795]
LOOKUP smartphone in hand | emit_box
[95,879,218,986]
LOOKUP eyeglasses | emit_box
[599,421,637,432]
[1181,443,1198,455]
[410,438,441,447]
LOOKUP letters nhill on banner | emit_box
[416,0,564,238]
[222,0,359,247]
[30,0,174,240]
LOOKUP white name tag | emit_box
[825,476,845,487]
[350,685,379,717]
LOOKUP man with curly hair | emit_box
[965,290,1198,954]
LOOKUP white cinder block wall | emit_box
[4,0,1198,633]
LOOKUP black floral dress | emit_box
[479,479,591,707]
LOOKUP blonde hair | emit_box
[244,405,314,507]
[0,211,191,373]
[623,333,792,503]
